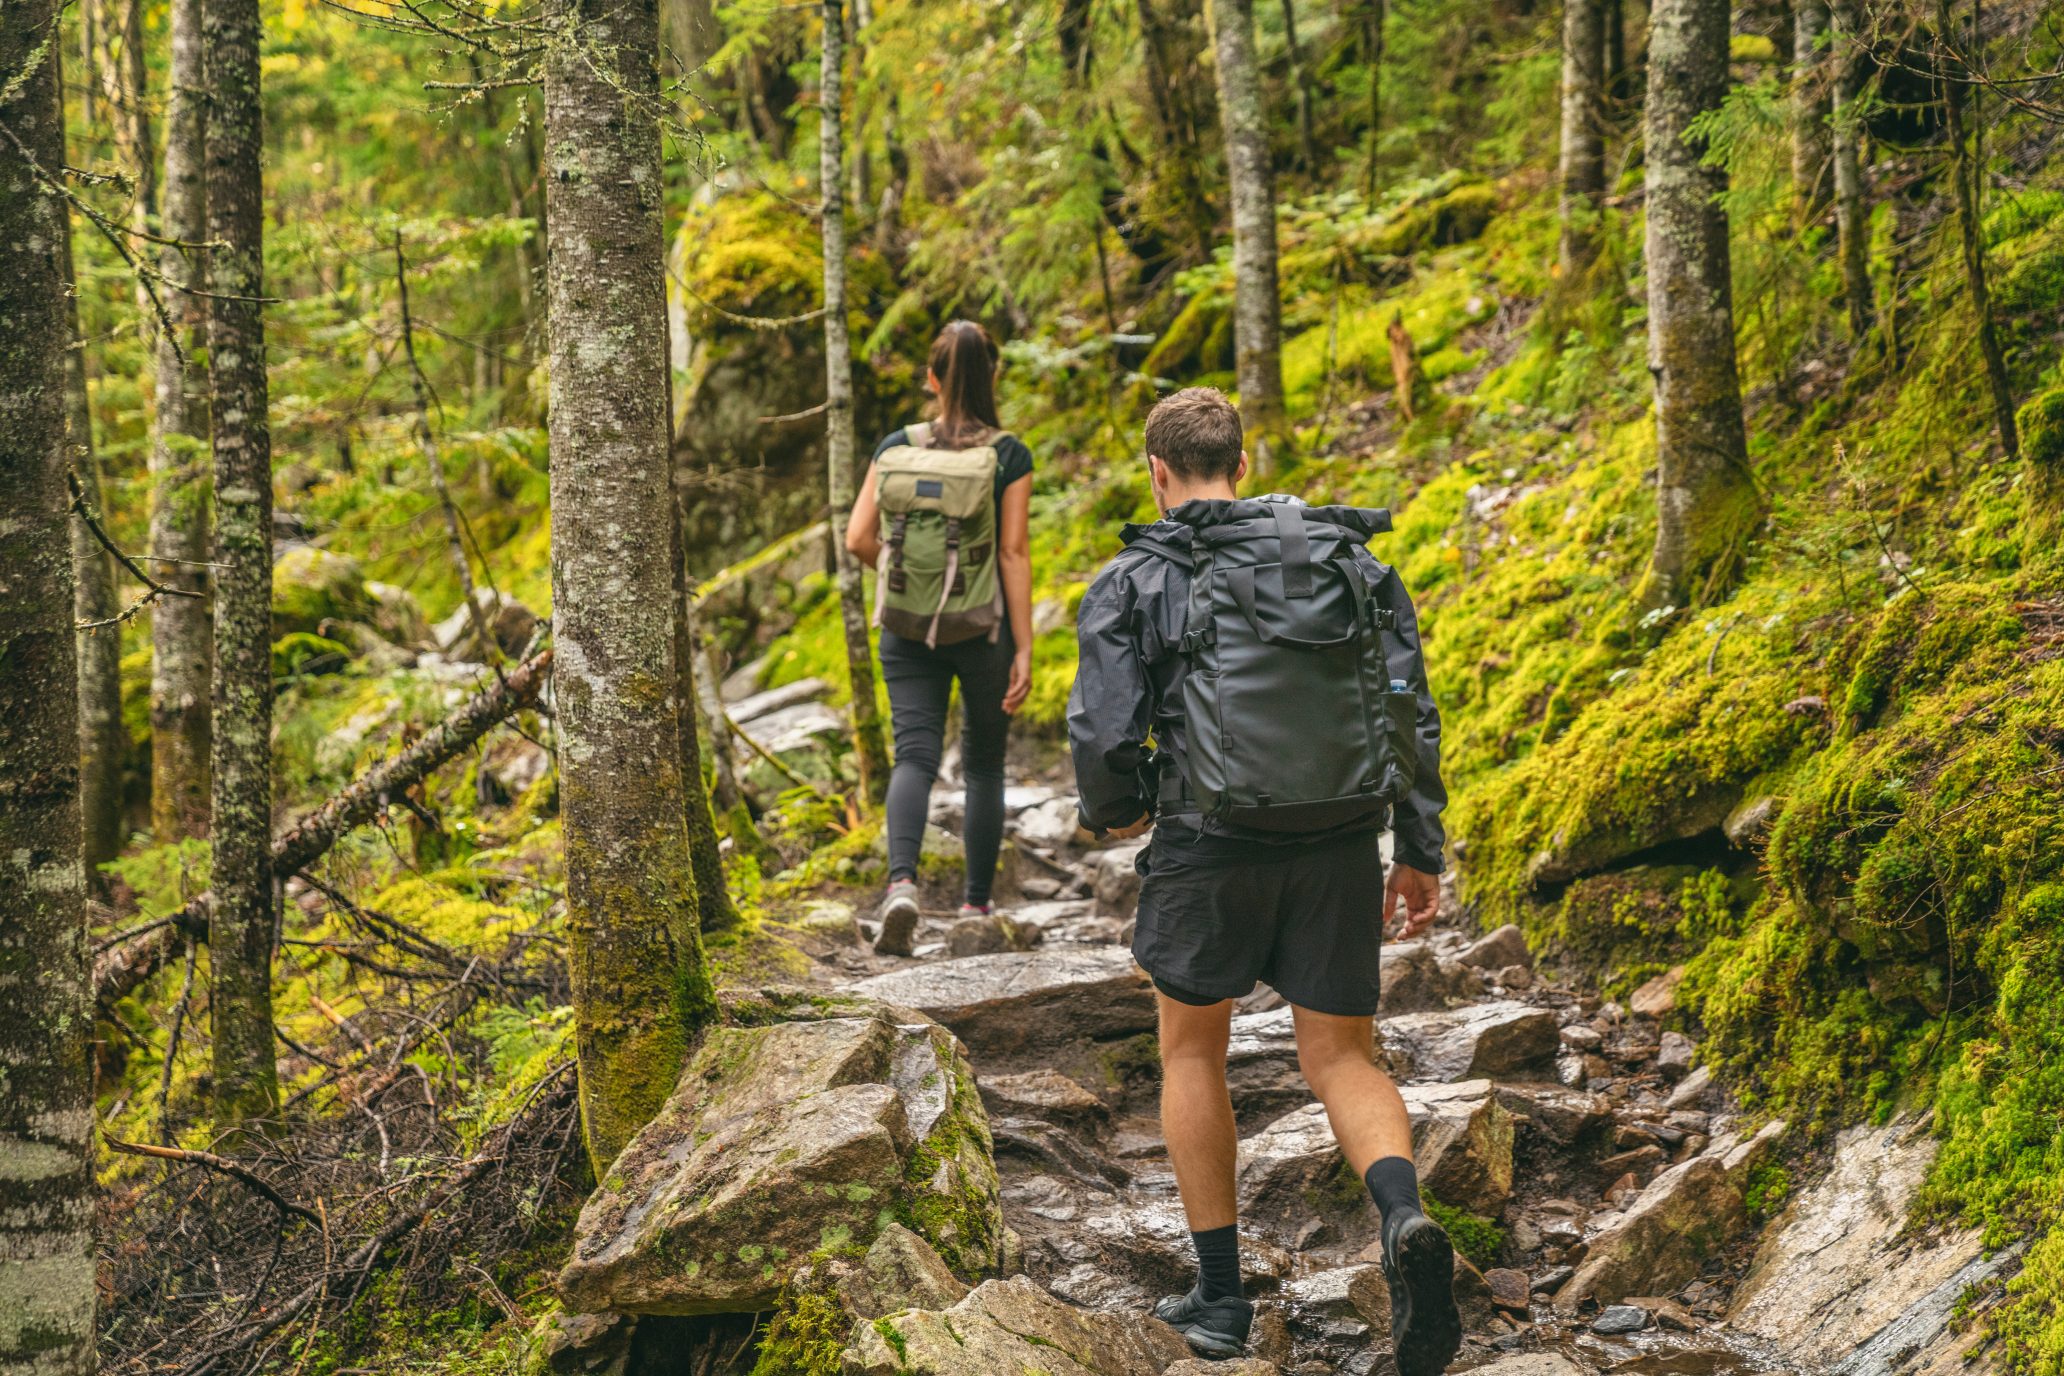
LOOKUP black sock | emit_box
[1364,1155,1424,1224]
[1192,1224,1243,1302]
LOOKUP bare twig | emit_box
[66,467,206,629]
[104,1137,325,1227]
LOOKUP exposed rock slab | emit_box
[840,1276,1191,1375]
[844,949,1155,1056]
[1729,1117,2010,1376]
[836,1223,971,1321]
[558,1006,1000,1316]
[1380,1000,1560,1082]
[1459,923,1531,972]
[1379,941,1460,1014]
[1464,1356,1585,1376]
[1404,1078,1517,1215]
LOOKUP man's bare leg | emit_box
[1152,991,1254,1355]
[1293,1004,1461,1376]
[1158,992,1238,1229]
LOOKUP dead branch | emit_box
[103,1137,325,1227]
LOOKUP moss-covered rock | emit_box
[272,546,376,637]
[555,1002,1003,1318]
[2018,388,2064,473]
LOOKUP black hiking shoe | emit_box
[874,879,921,957]
[1152,1285,1254,1359]
[1382,1209,1462,1376]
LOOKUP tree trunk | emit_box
[849,0,874,220]
[1827,0,1873,349]
[1790,0,1830,219]
[543,0,717,1173]
[671,476,742,932]
[1557,0,1608,278]
[1210,0,1289,473]
[64,217,126,887]
[204,0,279,1130]
[1605,0,1628,103]
[150,0,213,843]
[821,0,893,806]
[0,4,98,1367]
[1937,0,2017,458]
[1280,0,1320,172]
[1137,0,1220,261]
[1643,0,1757,608]
[1387,311,1428,421]
[1353,0,1384,202]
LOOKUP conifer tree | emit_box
[0,3,98,1367]
[1827,0,1874,349]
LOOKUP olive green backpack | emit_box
[872,421,1006,647]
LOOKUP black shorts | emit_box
[1131,826,1387,1017]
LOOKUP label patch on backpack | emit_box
[915,478,944,497]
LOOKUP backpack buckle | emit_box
[1180,623,1217,656]
[1367,603,1398,630]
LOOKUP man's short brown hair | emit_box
[1144,386,1243,482]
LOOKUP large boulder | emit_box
[1090,842,1149,919]
[837,1223,972,1320]
[1237,1103,1350,1217]
[1729,1117,2011,1376]
[1378,942,1458,1014]
[557,1005,1001,1316]
[844,949,1155,1057]
[431,587,541,659]
[1226,1008,1308,1127]
[1380,1001,1560,1082]
[841,1276,1191,1375]
[272,547,374,637]
[1404,1079,1517,1216]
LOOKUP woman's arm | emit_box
[999,473,1034,714]
[845,462,883,565]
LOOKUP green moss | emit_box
[272,631,354,680]
[750,1288,852,1376]
[1423,1199,1503,1270]
[1743,1163,1791,1222]
[872,1315,910,1364]
[2018,389,2064,473]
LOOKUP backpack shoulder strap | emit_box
[907,420,933,448]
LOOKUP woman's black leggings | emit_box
[878,625,1014,906]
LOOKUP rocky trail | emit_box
[543,676,2006,1376]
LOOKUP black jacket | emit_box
[1066,495,1448,872]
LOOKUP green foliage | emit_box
[750,1288,854,1376]
[2020,389,2064,472]
[1423,1199,1504,1270]
[1744,1164,1792,1223]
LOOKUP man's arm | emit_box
[1068,566,1158,834]
[1371,561,1448,875]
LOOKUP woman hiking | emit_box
[846,320,1035,956]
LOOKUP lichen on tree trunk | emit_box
[0,5,98,1368]
[1642,0,1758,609]
[1209,0,1289,472]
[544,0,719,1172]
[672,474,742,933]
[1789,0,1830,221]
[204,0,281,1130]
[149,0,213,843]
[1827,0,1874,351]
[821,0,892,806]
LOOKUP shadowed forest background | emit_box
[3,0,2062,1367]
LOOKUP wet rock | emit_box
[1664,1064,1715,1110]
[1380,1001,1560,1082]
[1466,1357,1585,1376]
[1090,842,1149,918]
[1655,1031,1695,1079]
[1451,1255,1499,1331]
[746,700,850,755]
[1226,1008,1309,1126]
[1460,923,1531,971]
[558,1006,1000,1316]
[1730,1116,2011,1375]
[536,1308,634,1375]
[1496,963,1534,991]
[1626,1295,1697,1331]
[1724,794,1779,847]
[431,586,541,659]
[1530,1265,1573,1293]
[1559,1024,1603,1052]
[842,1276,1192,1375]
[1597,1144,1667,1183]
[728,676,832,724]
[837,1223,971,1319]
[1591,1304,1649,1334]
[1013,796,1086,851]
[1492,1084,1612,1146]
[1552,1154,1744,1306]
[943,912,1041,957]
[1403,1079,1516,1215]
[1378,941,1457,1014]
[1628,966,1685,1017]
[791,899,862,946]
[1484,1267,1531,1315]
[844,948,1155,1056]
[1237,1104,1348,1217]
[1165,1360,1282,1376]
[979,1069,1106,1127]
[1284,1263,1382,1320]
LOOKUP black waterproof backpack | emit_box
[1150,500,1419,833]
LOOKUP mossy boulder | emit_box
[841,1276,1191,1375]
[556,1001,1002,1317]
[2018,387,2064,473]
[272,547,375,638]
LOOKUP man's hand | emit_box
[1003,648,1033,715]
[1104,811,1154,841]
[1383,863,1441,940]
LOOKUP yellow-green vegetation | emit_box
[1424,1199,1505,1272]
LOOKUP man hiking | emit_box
[1067,387,1459,1371]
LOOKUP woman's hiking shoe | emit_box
[875,880,921,957]
[1151,1285,1253,1359]
[956,902,993,919]
[1382,1209,1462,1376]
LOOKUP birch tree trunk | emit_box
[543,0,717,1172]
[1557,0,1607,278]
[1210,0,1289,473]
[64,215,126,885]
[0,3,98,1366]
[1827,0,1874,349]
[1790,0,1830,219]
[204,0,280,1129]
[821,0,892,805]
[1936,0,2018,458]
[1643,0,1756,607]
[150,0,213,842]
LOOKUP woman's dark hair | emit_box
[927,320,1002,449]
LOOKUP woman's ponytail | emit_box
[928,320,1002,449]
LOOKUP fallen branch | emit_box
[103,1137,325,1227]
[94,648,553,1003]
